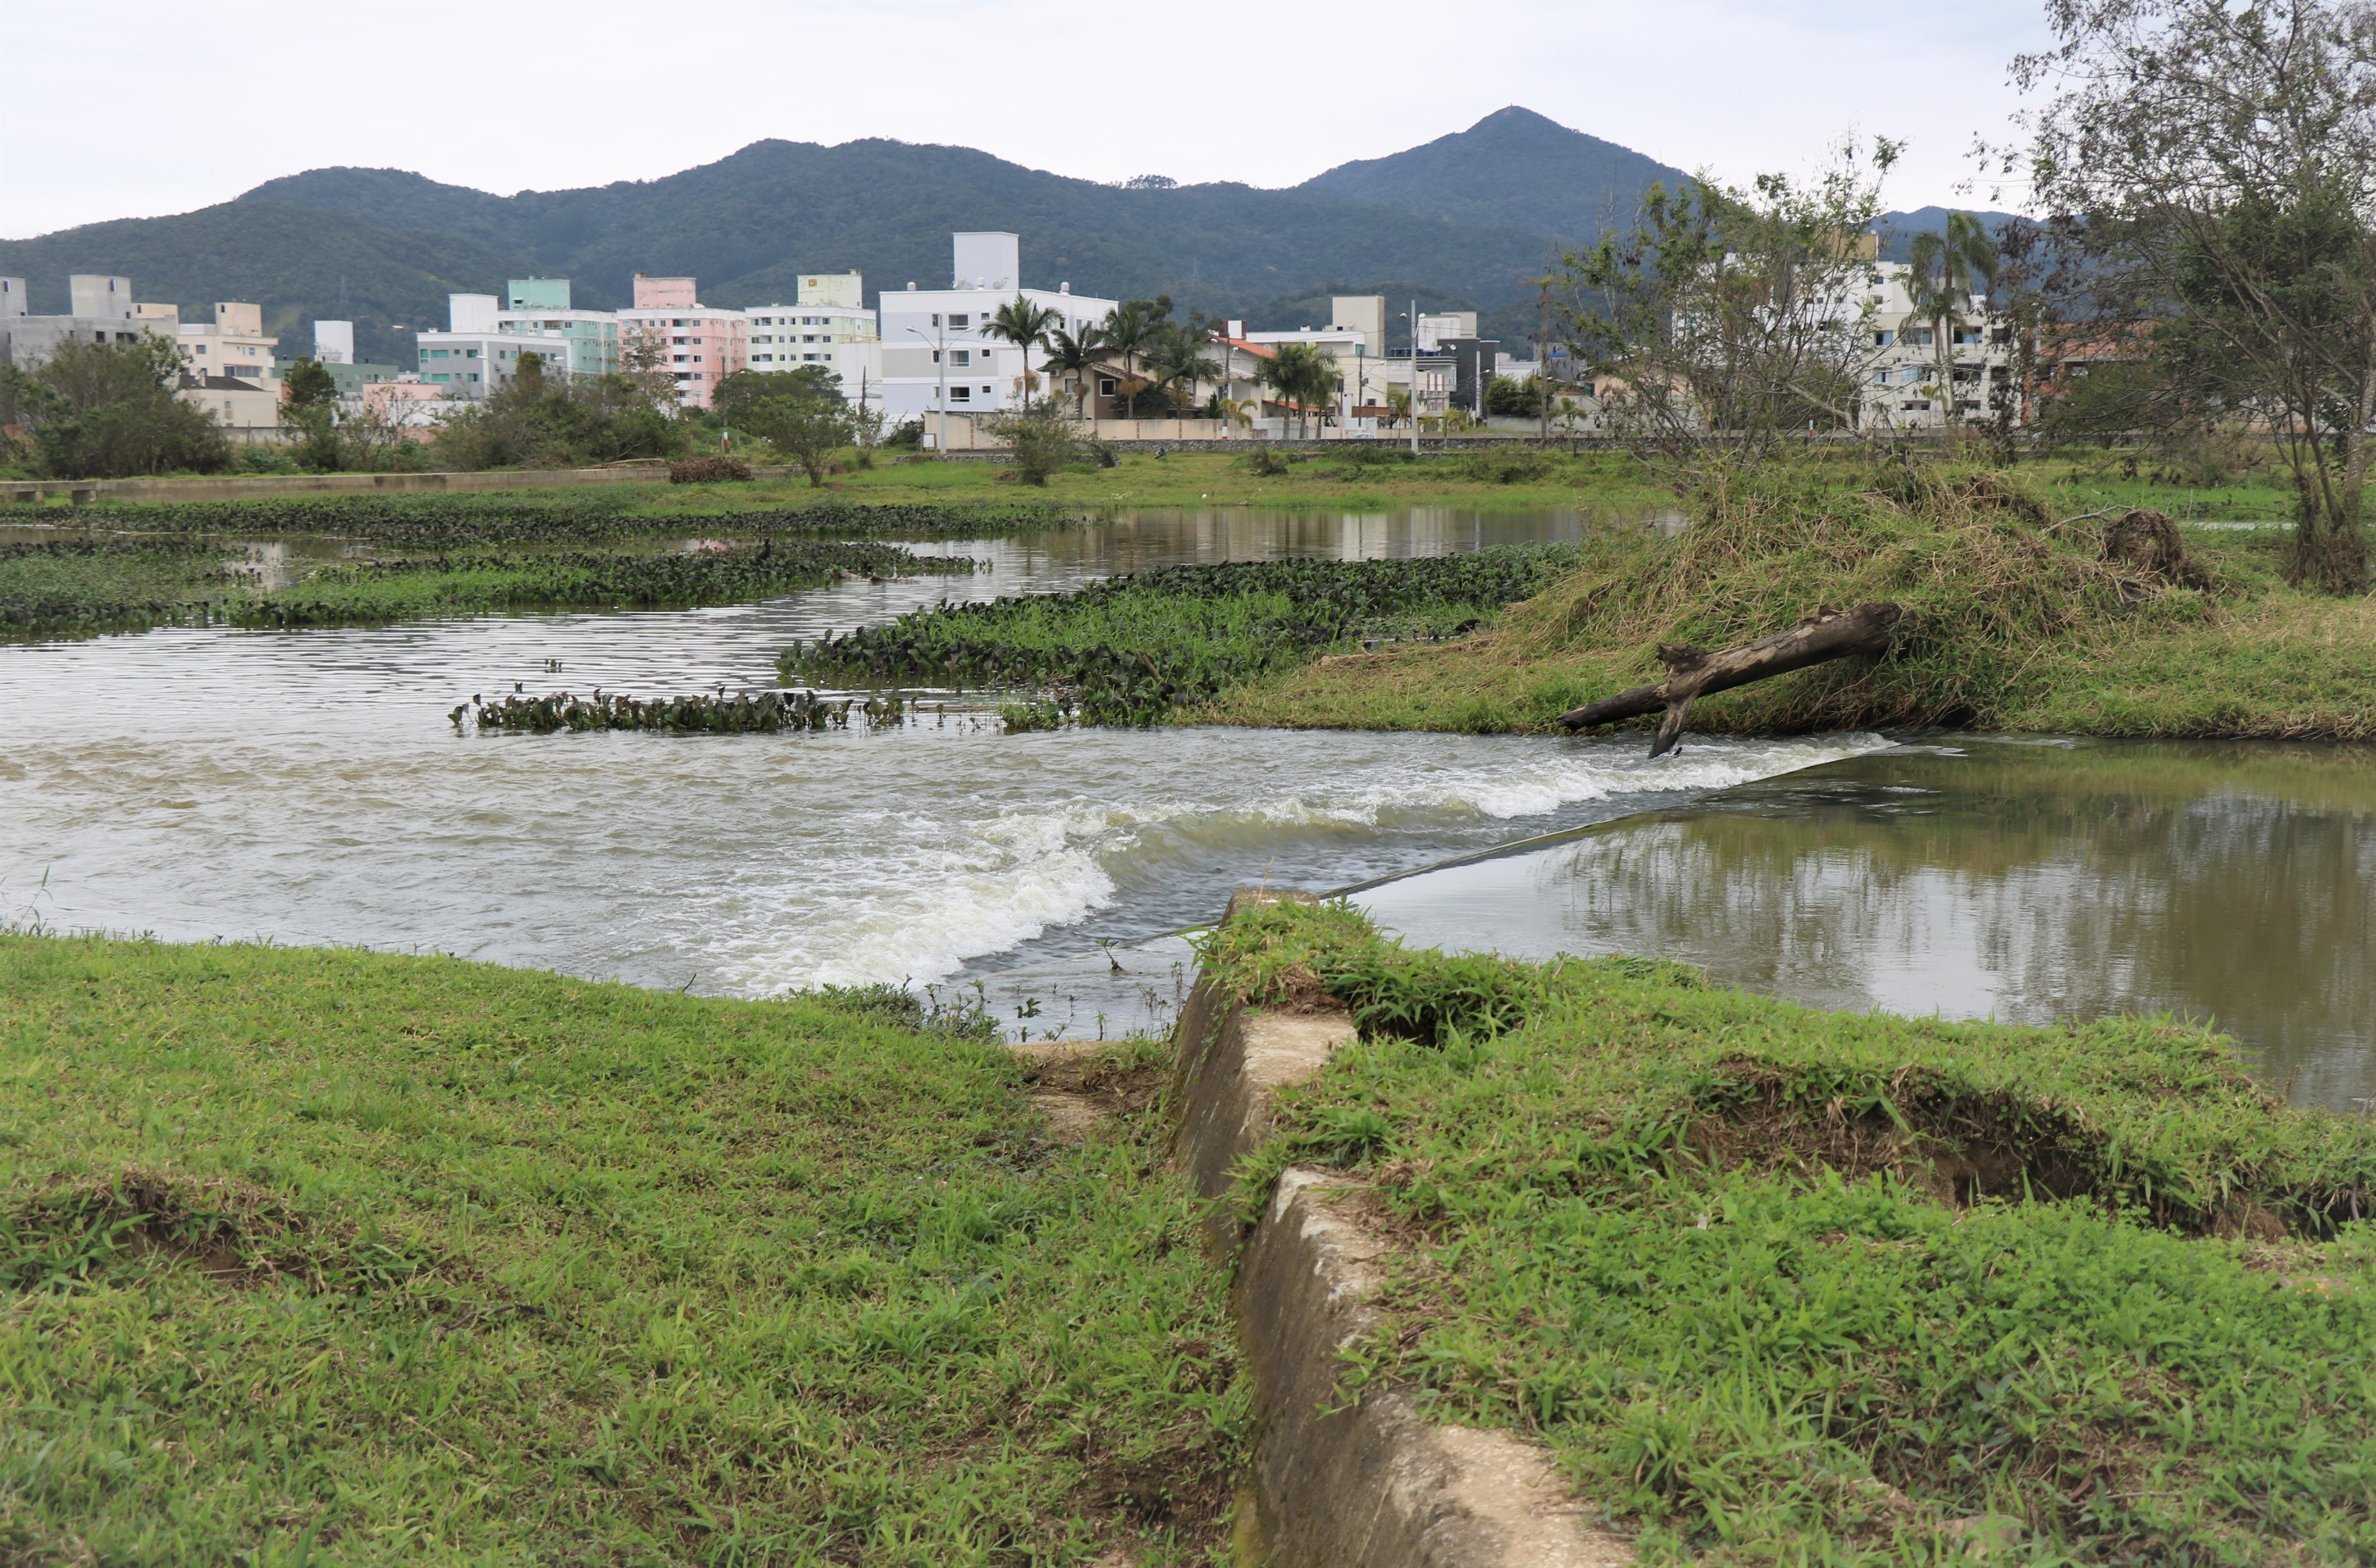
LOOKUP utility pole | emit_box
[907,321,949,454]
[1536,275,1553,447]
[1409,297,1421,458]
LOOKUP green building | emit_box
[495,279,618,377]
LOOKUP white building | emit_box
[746,271,878,373]
[1855,261,2015,429]
[413,293,565,398]
[313,320,355,364]
[495,278,619,379]
[877,233,1117,434]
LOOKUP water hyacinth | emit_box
[463,687,910,735]
[780,545,1586,726]
[75,496,1085,546]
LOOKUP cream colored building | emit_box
[176,301,279,385]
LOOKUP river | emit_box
[5,507,2368,1108]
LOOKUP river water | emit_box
[0,508,1875,1020]
[7,508,2370,1107]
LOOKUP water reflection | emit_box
[1361,739,2376,1110]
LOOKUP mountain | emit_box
[0,138,1583,366]
[1875,205,2030,262]
[1297,107,1687,243]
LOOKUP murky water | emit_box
[0,507,1876,1038]
[1361,737,2376,1110]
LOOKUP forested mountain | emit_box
[1297,107,1686,240]
[0,112,2028,368]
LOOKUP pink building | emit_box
[618,271,746,408]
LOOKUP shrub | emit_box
[984,402,1080,485]
[668,456,753,484]
[1240,446,1292,476]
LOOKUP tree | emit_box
[2011,0,2376,590]
[1097,297,1171,417]
[1146,322,1220,413]
[1561,138,1898,474]
[1902,212,2000,428]
[1484,374,1556,418]
[1039,322,1106,417]
[280,355,343,471]
[986,297,1061,408]
[0,334,230,479]
[714,366,854,485]
[1257,341,1341,437]
[432,350,687,472]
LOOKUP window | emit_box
[929,313,941,326]
[1097,376,1117,396]
[950,385,970,401]
[947,313,969,329]
[1904,328,1934,348]
[1872,369,1890,385]
[951,349,970,367]
[1872,330,1893,347]
[426,349,449,359]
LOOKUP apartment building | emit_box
[495,278,619,378]
[877,233,1116,432]
[746,271,877,371]
[1247,296,1391,418]
[176,300,280,385]
[0,274,175,368]
[413,294,565,397]
[1857,261,2015,429]
[616,273,746,409]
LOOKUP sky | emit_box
[0,0,2052,239]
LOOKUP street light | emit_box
[905,322,949,454]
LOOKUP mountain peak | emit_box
[1297,106,1685,240]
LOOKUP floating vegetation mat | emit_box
[463,687,914,734]
[74,496,1088,545]
[778,545,1586,726]
[2,536,972,639]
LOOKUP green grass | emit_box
[0,935,1246,1564]
[1206,900,2376,1564]
[1211,464,2376,741]
[1,537,971,640]
[778,548,1585,726]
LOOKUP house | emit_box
[0,274,176,369]
[877,233,1116,435]
[495,279,620,379]
[615,274,747,409]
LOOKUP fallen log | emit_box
[1556,600,1913,758]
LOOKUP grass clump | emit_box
[778,545,1585,725]
[0,934,1245,1563]
[1211,900,2376,1563]
[1211,461,2376,740]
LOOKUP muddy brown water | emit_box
[1359,737,2376,1112]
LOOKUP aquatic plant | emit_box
[75,495,1086,545]
[464,686,914,735]
[779,545,1582,725]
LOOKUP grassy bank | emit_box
[0,934,1244,1563]
[1209,900,2376,1562]
[1208,467,2376,741]
[12,446,2305,521]
[1,536,970,640]
[780,547,1582,726]
[65,495,1086,545]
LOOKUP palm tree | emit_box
[1038,322,1106,417]
[1097,297,1170,418]
[1147,323,1220,414]
[1259,342,1341,438]
[986,297,1062,408]
[1903,212,2000,427]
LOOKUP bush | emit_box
[1240,446,1292,476]
[668,456,753,484]
[0,335,231,480]
[984,402,1080,485]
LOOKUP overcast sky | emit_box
[2,0,2050,239]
